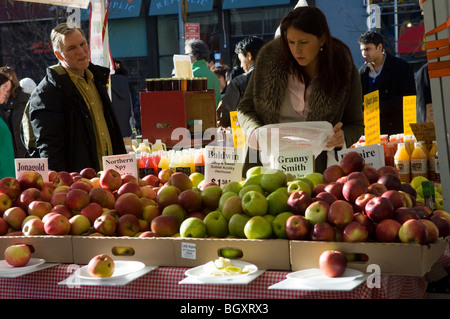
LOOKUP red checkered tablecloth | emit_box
[0,265,428,299]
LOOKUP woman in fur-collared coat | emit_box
[237,6,364,175]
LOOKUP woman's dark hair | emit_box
[279,6,353,95]
[0,66,20,99]
[0,72,9,86]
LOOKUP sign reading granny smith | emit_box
[270,150,314,178]
[204,146,244,187]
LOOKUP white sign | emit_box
[337,144,385,169]
[15,158,49,182]
[15,0,90,9]
[102,153,138,178]
[204,146,244,187]
[173,54,193,78]
[270,150,314,178]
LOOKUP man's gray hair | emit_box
[51,22,86,52]
[185,39,210,61]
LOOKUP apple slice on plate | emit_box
[75,260,145,280]
[286,268,363,284]
[0,258,45,273]
[185,260,258,282]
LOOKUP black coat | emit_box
[359,53,416,135]
[28,63,126,172]
[415,63,431,123]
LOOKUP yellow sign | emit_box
[230,111,246,148]
[403,95,417,136]
[364,91,381,145]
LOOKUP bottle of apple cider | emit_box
[157,151,170,173]
[194,149,205,175]
[394,142,411,183]
[410,142,428,179]
[428,141,437,181]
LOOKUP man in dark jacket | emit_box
[358,31,416,136]
[24,23,126,173]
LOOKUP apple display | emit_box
[142,174,160,187]
[342,178,368,203]
[4,244,32,267]
[287,190,313,215]
[432,210,450,223]
[285,215,309,240]
[304,172,325,187]
[323,164,345,183]
[305,200,329,226]
[139,231,157,238]
[352,212,375,237]
[0,177,21,200]
[239,184,264,198]
[327,200,354,228]
[22,218,46,236]
[244,216,272,239]
[319,250,347,277]
[312,184,327,197]
[94,214,117,236]
[0,193,12,215]
[52,171,74,187]
[87,254,115,278]
[393,207,420,224]
[222,181,243,195]
[69,214,91,235]
[398,219,428,244]
[310,221,336,241]
[346,171,370,186]
[342,221,368,242]
[116,214,141,237]
[44,213,71,235]
[228,213,250,238]
[241,190,268,217]
[69,180,93,194]
[89,187,110,207]
[151,214,179,237]
[100,169,122,191]
[364,196,395,222]
[375,218,401,242]
[400,183,417,198]
[18,170,43,190]
[178,217,207,238]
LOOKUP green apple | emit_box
[189,172,205,188]
[410,176,428,190]
[162,204,187,226]
[219,248,243,259]
[415,185,424,198]
[304,172,325,187]
[221,195,244,220]
[436,196,444,210]
[305,200,329,225]
[244,216,272,239]
[239,184,264,198]
[241,190,268,216]
[242,174,262,188]
[260,169,287,194]
[228,213,250,238]
[200,185,223,210]
[203,211,229,238]
[218,191,238,211]
[266,188,289,216]
[263,214,275,224]
[179,217,207,238]
[287,179,311,195]
[222,181,243,194]
[246,166,264,178]
[272,211,294,238]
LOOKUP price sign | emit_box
[403,95,417,136]
[230,111,246,149]
[204,146,244,186]
[364,91,381,145]
[15,158,49,182]
[102,153,138,178]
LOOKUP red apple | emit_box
[393,207,421,224]
[398,219,428,244]
[70,179,93,193]
[285,215,310,240]
[381,190,408,210]
[80,202,103,224]
[100,169,122,191]
[52,171,74,187]
[87,254,115,278]
[367,182,388,196]
[342,178,368,203]
[319,250,347,277]
[3,207,27,230]
[178,189,202,212]
[80,167,97,179]
[324,182,344,200]
[399,183,417,199]
[65,188,90,211]
[117,182,142,197]
[0,217,8,235]
[16,187,42,211]
[346,171,370,186]
[323,165,345,183]
[138,231,157,238]
[364,196,395,222]
[354,192,376,212]
[419,219,439,243]
[50,204,73,219]
[150,214,178,237]
[89,187,110,207]
[287,190,313,215]
[375,218,401,242]
[4,244,31,267]
[361,165,380,184]
[430,215,450,238]
[140,186,157,200]
[18,171,43,190]
[353,212,376,237]
[27,200,53,219]
[168,172,193,192]
[142,174,160,187]
[0,193,12,214]
[156,185,181,209]
[22,218,46,236]
[340,151,365,175]
[121,174,138,185]
[378,165,400,178]
[114,193,143,217]
[50,191,67,207]
[311,184,327,197]
[69,214,91,235]
[328,200,354,228]
[342,221,368,242]
[44,213,71,235]
[0,177,21,199]
[432,210,450,223]
[94,214,117,236]
[116,214,141,236]
[310,221,336,241]
[40,182,56,202]
[158,168,174,184]
[314,191,338,206]
[377,173,401,191]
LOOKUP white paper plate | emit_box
[286,268,364,284]
[185,260,258,282]
[75,260,145,280]
[0,258,45,273]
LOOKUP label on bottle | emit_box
[411,159,428,176]
[394,159,410,182]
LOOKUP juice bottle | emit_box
[144,153,157,176]
[157,151,170,173]
[385,142,396,167]
[194,149,205,175]
[410,142,428,179]
[152,139,167,152]
[428,141,437,181]
[394,142,411,183]
[179,150,192,175]
[169,151,182,172]
[137,151,146,178]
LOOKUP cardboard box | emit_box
[0,236,73,263]
[71,236,176,266]
[140,90,216,147]
[290,237,449,277]
[172,237,291,271]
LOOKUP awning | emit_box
[81,0,143,20]
[222,0,290,10]
[398,24,425,54]
[149,0,214,16]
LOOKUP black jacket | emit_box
[27,63,126,172]
[415,63,431,123]
[359,53,416,135]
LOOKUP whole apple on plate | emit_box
[87,254,115,278]
[319,250,347,277]
[4,244,32,267]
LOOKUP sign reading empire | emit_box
[149,0,214,15]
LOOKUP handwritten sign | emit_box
[173,55,193,78]
[270,150,314,178]
[230,111,246,149]
[102,153,138,178]
[15,158,49,182]
[204,146,244,186]
[364,91,381,145]
[338,144,385,169]
[403,95,417,135]
[410,122,436,142]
